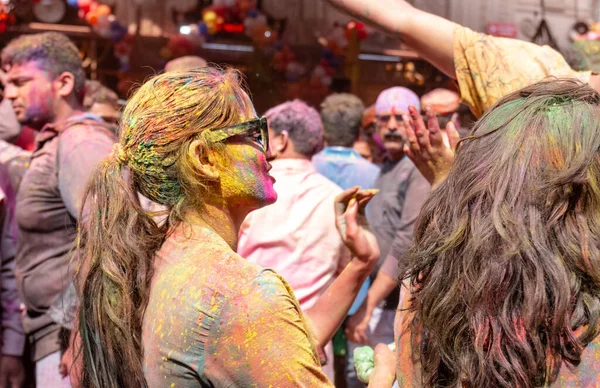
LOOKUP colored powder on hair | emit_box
[375,87,420,114]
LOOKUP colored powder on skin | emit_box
[219,143,277,210]
[5,64,55,126]
[142,224,329,386]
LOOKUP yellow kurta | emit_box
[454,26,592,118]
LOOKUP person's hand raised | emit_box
[334,187,380,265]
[403,105,460,189]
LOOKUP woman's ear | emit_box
[188,139,220,180]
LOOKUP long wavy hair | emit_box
[75,67,255,388]
[405,78,600,387]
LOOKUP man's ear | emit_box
[54,72,76,98]
[187,139,220,180]
[272,130,289,154]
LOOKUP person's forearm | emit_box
[305,256,376,347]
[363,271,399,316]
[323,0,457,78]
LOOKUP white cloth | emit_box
[36,351,71,388]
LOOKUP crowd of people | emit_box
[0,0,596,387]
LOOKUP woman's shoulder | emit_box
[156,242,267,296]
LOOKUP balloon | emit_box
[77,0,91,14]
[110,24,127,42]
[203,11,217,25]
[197,22,209,37]
[86,12,99,25]
[96,14,109,27]
[96,4,111,16]
[93,15,111,37]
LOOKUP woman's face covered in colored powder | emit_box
[217,134,277,217]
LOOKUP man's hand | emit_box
[0,356,24,388]
[403,105,460,189]
[346,301,372,345]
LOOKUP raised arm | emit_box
[323,0,457,77]
[304,188,379,347]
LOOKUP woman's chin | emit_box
[263,192,278,206]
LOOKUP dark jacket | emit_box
[14,114,115,361]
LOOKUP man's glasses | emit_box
[206,116,269,153]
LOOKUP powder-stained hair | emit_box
[1,32,86,102]
[75,67,255,388]
[264,99,323,157]
[320,93,364,147]
[405,78,600,387]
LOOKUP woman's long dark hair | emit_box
[405,78,600,387]
[75,67,254,388]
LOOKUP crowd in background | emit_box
[0,29,461,387]
[0,0,597,386]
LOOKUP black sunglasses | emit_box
[206,117,269,153]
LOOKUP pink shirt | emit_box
[239,158,351,310]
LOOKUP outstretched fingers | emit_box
[409,105,433,159]
[425,105,445,150]
[446,121,460,149]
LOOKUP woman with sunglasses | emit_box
[72,68,390,387]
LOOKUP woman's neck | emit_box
[183,203,240,251]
